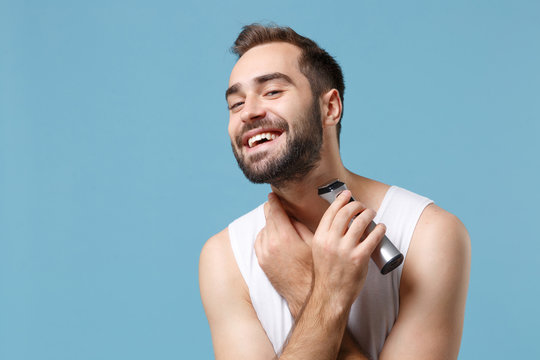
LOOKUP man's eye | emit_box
[229,102,244,110]
[265,90,282,96]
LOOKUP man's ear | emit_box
[321,89,342,128]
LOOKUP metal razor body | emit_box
[318,180,404,275]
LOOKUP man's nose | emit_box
[240,95,266,123]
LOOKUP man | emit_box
[199,24,470,360]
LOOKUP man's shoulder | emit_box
[200,228,232,279]
[199,227,251,301]
[200,202,266,280]
[227,203,267,248]
[201,228,230,258]
[414,203,470,248]
[201,202,265,261]
[403,203,471,291]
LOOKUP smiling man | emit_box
[199,24,471,360]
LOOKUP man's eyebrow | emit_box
[225,72,295,100]
[255,72,295,86]
[225,83,241,100]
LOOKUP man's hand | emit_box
[255,192,314,318]
[311,190,386,311]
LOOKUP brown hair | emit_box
[231,24,345,141]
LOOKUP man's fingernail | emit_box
[339,190,350,198]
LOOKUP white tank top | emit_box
[228,186,433,359]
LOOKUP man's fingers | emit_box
[267,193,291,223]
[352,223,386,259]
[318,190,352,232]
[344,208,376,246]
[264,193,289,228]
[265,192,303,237]
[292,220,314,246]
[254,229,264,258]
[331,201,367,236]
[263,201,270,218]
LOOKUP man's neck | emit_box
[270,167,358,233]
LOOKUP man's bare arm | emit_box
[379,204,471,359]
[199,229,275,360]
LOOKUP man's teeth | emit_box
[248,132,278,148]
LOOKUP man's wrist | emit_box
[308,283,351,324]
[287,299,303,320]
[280,286,349,360]
[338,329,369,360]
[285,290,310,319]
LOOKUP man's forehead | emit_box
[228,42,303,86]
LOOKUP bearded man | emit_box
[199,24,470,360]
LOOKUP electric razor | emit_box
[318,180,403,275]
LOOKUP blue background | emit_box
[1,1,538,359]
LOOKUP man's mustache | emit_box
[235,118,289,148]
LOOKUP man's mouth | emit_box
[247,132,280,148]
[242,129,284,149]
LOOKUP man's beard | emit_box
[231,97,323,187]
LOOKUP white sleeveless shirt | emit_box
[228,186,433,359]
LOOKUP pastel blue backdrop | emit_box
[1,1,538,359]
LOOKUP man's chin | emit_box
[236,160,281,185]
[244,150,271,164]
[242,165,274,181]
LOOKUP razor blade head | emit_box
[318,179,351,204]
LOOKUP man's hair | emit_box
[231,24,345,141]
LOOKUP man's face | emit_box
[226,42,323,186]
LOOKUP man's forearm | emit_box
[278,287,349,360]
[286,295,368,360]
